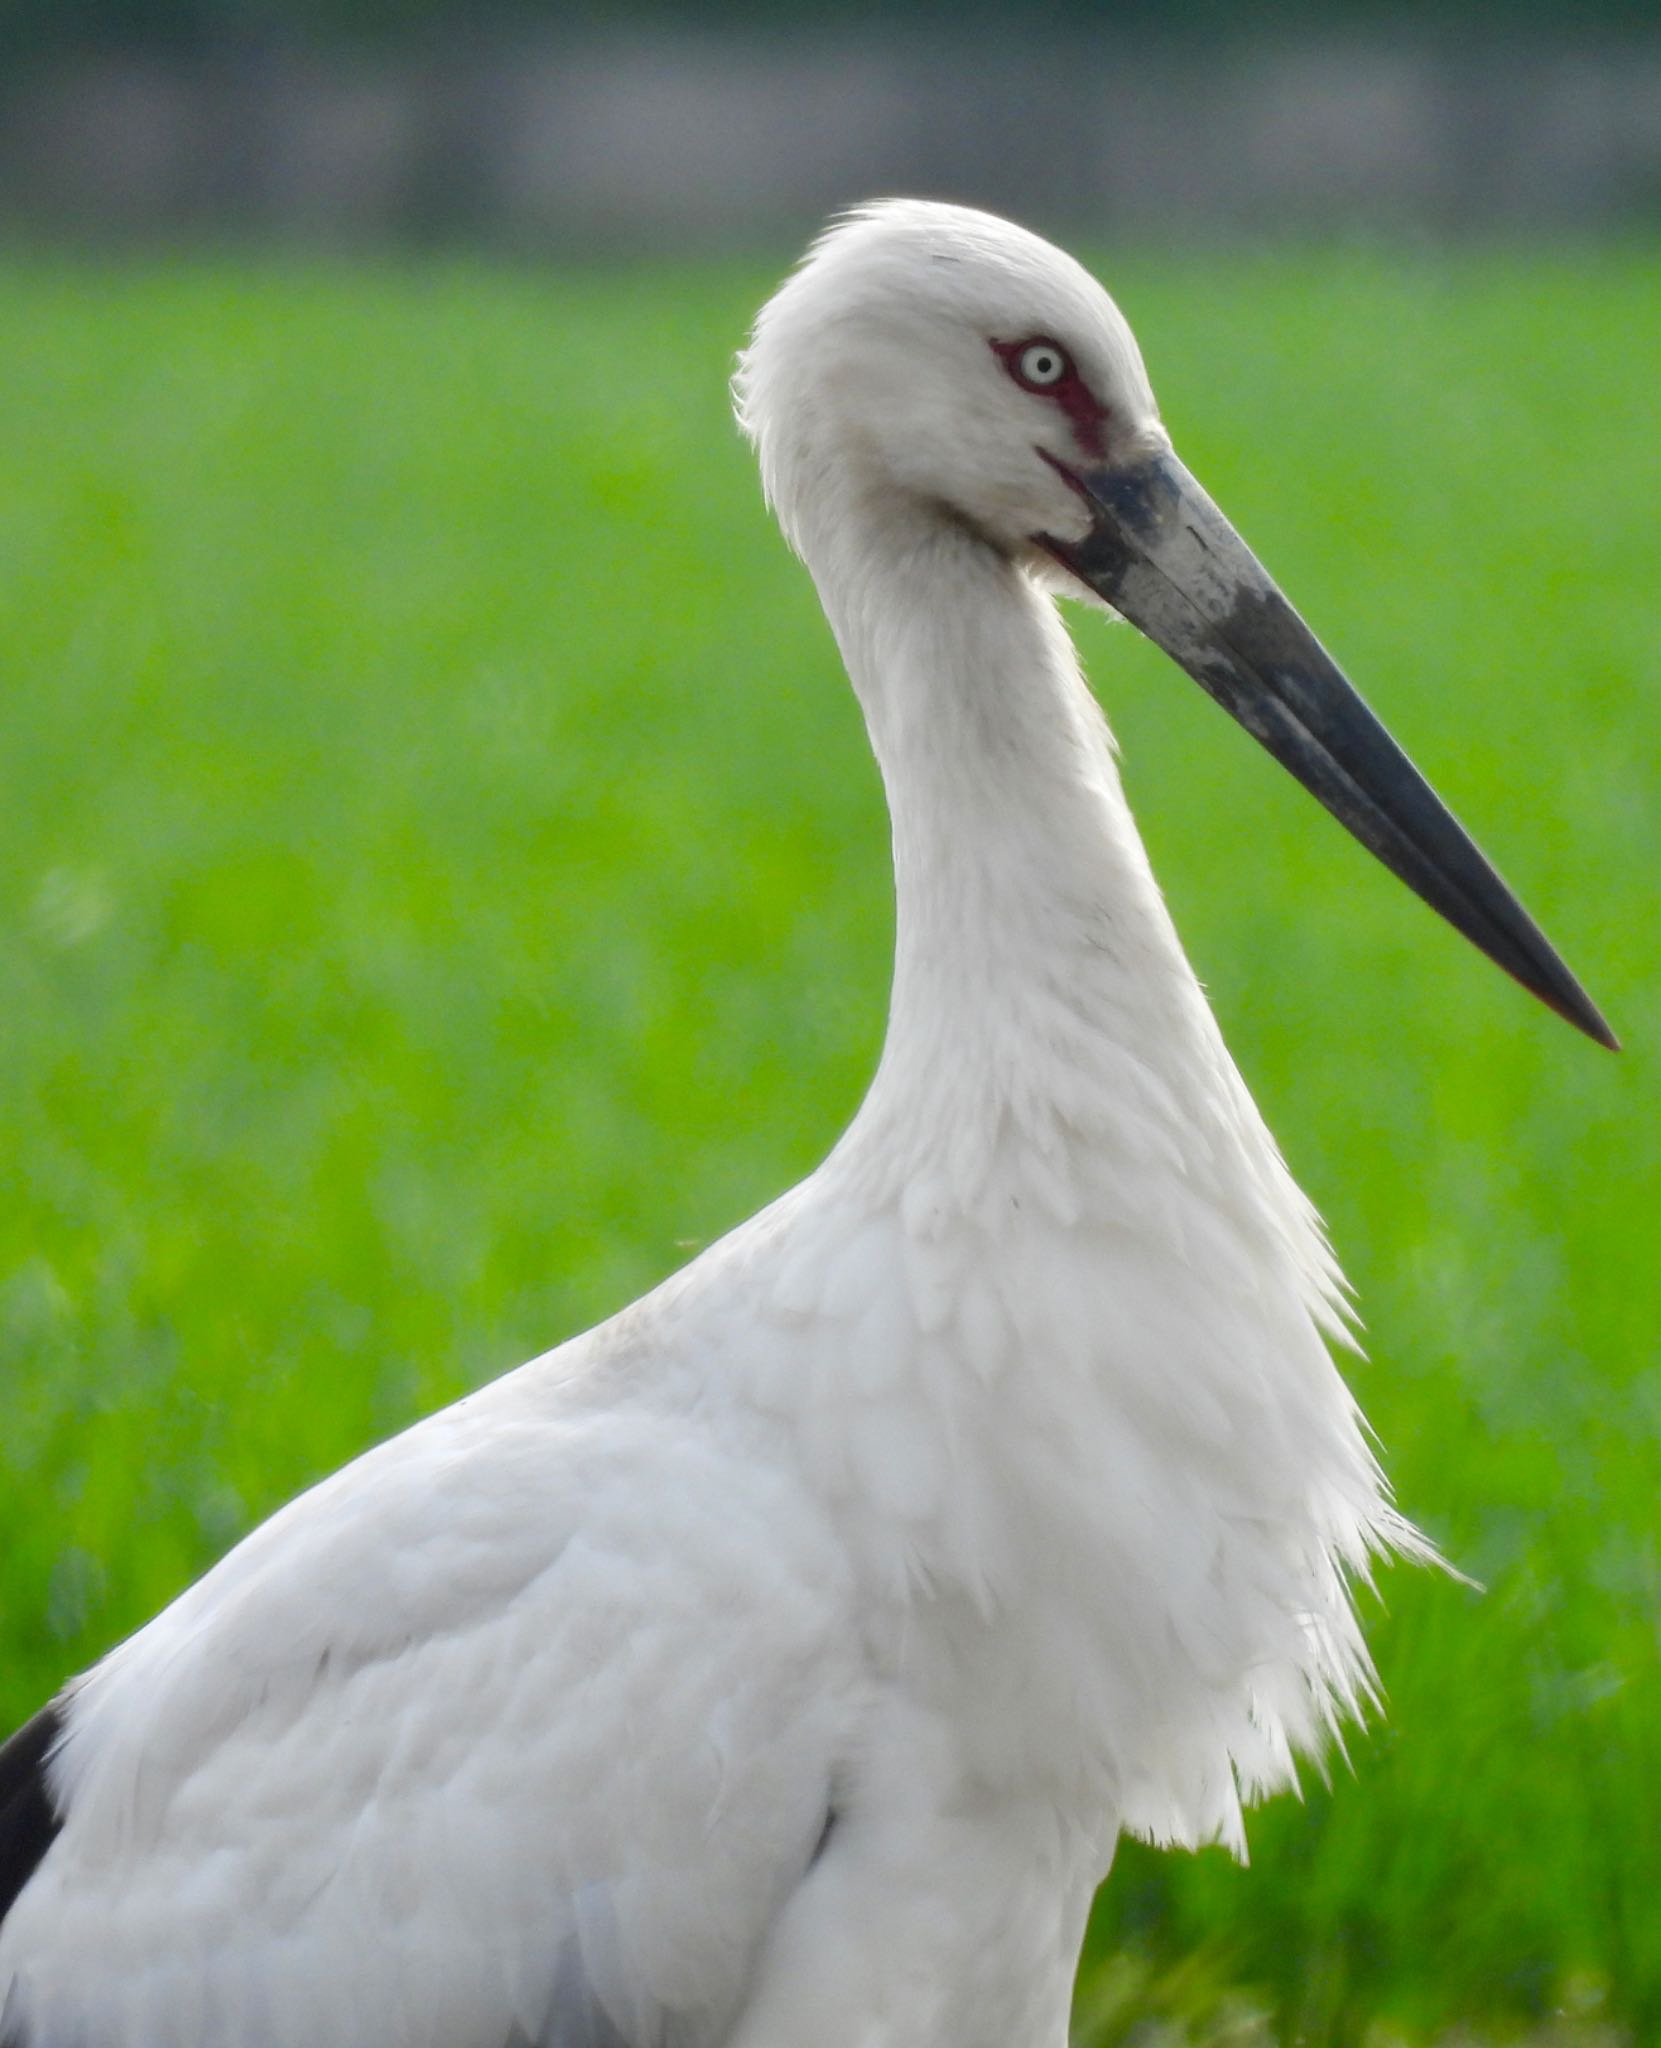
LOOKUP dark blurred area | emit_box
[1,0,1659,245]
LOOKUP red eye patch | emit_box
[990,337,1109,462]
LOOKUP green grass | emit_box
[1,243,1657,2045]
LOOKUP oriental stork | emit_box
[0,200,1611,2048]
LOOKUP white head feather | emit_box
[735,199,1164,572]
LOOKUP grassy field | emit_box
[1,242,1656,2045]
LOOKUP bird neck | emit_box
[809,501,1235,1194]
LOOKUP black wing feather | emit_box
[0,1700,65,1931]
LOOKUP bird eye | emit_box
[1013,341,1070,390]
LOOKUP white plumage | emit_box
[0,199,1607,2048]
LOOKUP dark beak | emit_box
[1040,448,1616,1050]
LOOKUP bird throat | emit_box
[816,512,1241,1205]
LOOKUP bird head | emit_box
[735,198,1164,565]
[736,199,1615,1049]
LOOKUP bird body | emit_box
[0,201,1606,2047]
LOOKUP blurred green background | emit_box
[2,4,1659,2043]
[3,242,1656,2048]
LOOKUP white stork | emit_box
[0,200,1611,2048]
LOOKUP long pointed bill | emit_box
[1040,449,1616,1049]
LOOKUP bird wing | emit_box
[0,1334,859,2048]
[0,1707,65,1942]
